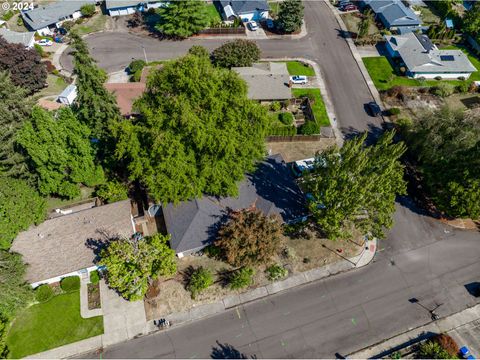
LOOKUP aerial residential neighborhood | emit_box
[0,0,479,359]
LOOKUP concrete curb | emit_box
[349,304,480,359]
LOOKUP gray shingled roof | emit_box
[163,154,307,254]
[233,62,291,101]
[218,0,268,15]
[0,29,35,47]
[385,33,477,74]
[11,200,134,284]
[363,0,420,28]
[22,0,95,30]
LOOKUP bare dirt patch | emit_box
[267,139,336,162]
[87,283,101,310]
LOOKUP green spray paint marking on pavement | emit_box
[281,340,287,347]
[351,318,357,326]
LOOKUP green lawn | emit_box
[285,61,316,76]
[72,13,108,36]
[292,88,330,126]
[46,186,95,211]
[36,74,69,98]
[205,4,222,26]
[6,291,103,358]
[269,1,281,17]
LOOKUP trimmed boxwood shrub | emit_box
[60,276,80,292]
[35,284,54,303]
[279,112,294,125]
[128,59,146,74]
[90,270,100,284]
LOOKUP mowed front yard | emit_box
[6,291,103,358]
[285,61,316,76]
[292,88,330,126]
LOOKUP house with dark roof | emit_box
[0,28,35,48]
[161,154,307,258]
[217,0,269,22]
[21,0,96,35]
[361,0,421,33]
[11,200,135,288]
[384,32,477,79]
[232,62,291,101]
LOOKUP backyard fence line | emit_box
[198,27,245,35]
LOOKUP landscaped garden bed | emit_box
[87,283,101,310]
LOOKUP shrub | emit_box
[75,18,84,25]
[60,276,80,292]
[456,82,469,94]
[128,59,146,74]
[396,117,413,130]
[434,334,459,357]
[35,284,54,303]
[434,76,443,81]
[266,264,288,281]
[299,120,320,135]
[203,245,222,259]
[90,270,100,284]
[431,83,455,97]
[387,107,400,116]
[269,125,297,136]
[457,76,465,81]
[80,4,96,17]
[2,10,14,21]
[279,112,294,125]
[62,21,75,30]
[270,101,282,112]
[229,267,255,290]
[212,39,261,68]
[34,43,44,57]
[187,267,213,299]
[17,16,24,26]
[44,60,56,73]
[95,180,128,203]
[418,340,451,359]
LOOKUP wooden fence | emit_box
[199,27,245,35]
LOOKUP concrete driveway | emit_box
[60,1,381,138]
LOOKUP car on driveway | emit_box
[340,4,358,11]
[365,101,381,117]
[248,21,259,31]
[36,39,53,46]
[290,75,308,85]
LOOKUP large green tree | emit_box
[215,209,284,267]
[462,2,480,35]
[0,71,33,178]
[70,32,122,142]
[115,52,269,204]
[406,107,480,218]
[155,0,210,38]
[277,0,304,33]
[100,234,177,301]
[0,37,47,94]
[16,107,104,199]
[212,40,261,68]
[0,251,33,318]
[305,131,407,240]
[0,177,46,249]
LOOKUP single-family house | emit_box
[11,200,135,288]
[161,154,307,258]
[384,32,477,79]
[0,28,35,48]
[361,0,421,33]
[105,0,165,16]
[105,82,146,116]
[233,62,291,101]
[21,0,96,36]
[217,0,269,22]
[57,84,78,105]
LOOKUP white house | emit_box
[11,200,135,288]
[384,32,477,79]
[105,0,165,16]
[0,28,35,48]
[217,0,269,22]
[21,0,96,36]
[57,84,78,105]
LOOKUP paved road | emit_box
[60,1,380,137]
[66,3,480,358]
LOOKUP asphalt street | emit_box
[60,1,380,137]
[65,3,480,358]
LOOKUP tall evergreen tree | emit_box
[16,107,104,199]
[0,72,33,178]
[305,131,406,240]
[155,0,210,38]
[277,0,304,34]
[70,32,122,141]
[115,52,269,204]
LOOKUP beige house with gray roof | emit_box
[11,200,135,288]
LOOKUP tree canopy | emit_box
[277,0,304,34]
[70,32,122,142]
[0,177,46,250]
[0,37,47,94]
[155,0,210,38]
[406,107,480,218]
[100,234,177,301]
[212,40,261,68]
[115,52,269,204]
[0,71,33,178]
[215,209,284,267]
[462,2,480,35]
[305,131,406,240]
[16,107,104,199]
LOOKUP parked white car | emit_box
[248,21,259,31]
[289,75,308,84]
[36,39,53,46]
